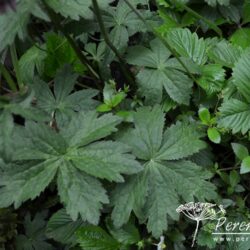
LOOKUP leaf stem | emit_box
[0,63,17,92]
[10,43,23,90]
[92,0,136,89]
[123,0,198,85]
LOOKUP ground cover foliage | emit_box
[0,0,250,249]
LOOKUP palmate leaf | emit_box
[111,106,216,237]
[0,0,47,53]
[127,39,193,104]
[16,212,54,250]
[0,111,142,224]
[34,65,98,126]
[101,1,155,62]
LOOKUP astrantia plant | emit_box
[0,0,249,249]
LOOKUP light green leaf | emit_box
[199,107,211,125]
[240,156,250,174]
[230,28,250,49]
[231,143,249,160]
[127,39,193,104]
[76,226,121,250]
[218,99,250,134]
[97,104,112,112]
[207,127,221,144]
[166,28,207,65]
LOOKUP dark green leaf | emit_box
[46,209,85,245]
[76,226,121,250]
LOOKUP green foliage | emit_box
[15,212,54,250]
[1,0,250,249]
[199,107,211,125]
[197,64,225,95]
[208,40,243,68]
[97,81,127,112]
[231,143,249,161]
[232,49,250,100]
[46,209,85,245]
[0,110,142,224]
[230,28,250,49]
[166,28,207,65]
[111,106,216,237]
[44,33,86,77]
[218,99,250,134]
[77,226,121,250]
[34,65,98,126]
[0,0,47,53]
[46,0,112,20]
[76,219,140,250]
[205,0,230,6]
[18,46,46,84]
[207,127,221,144]
[127,39,193,104]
